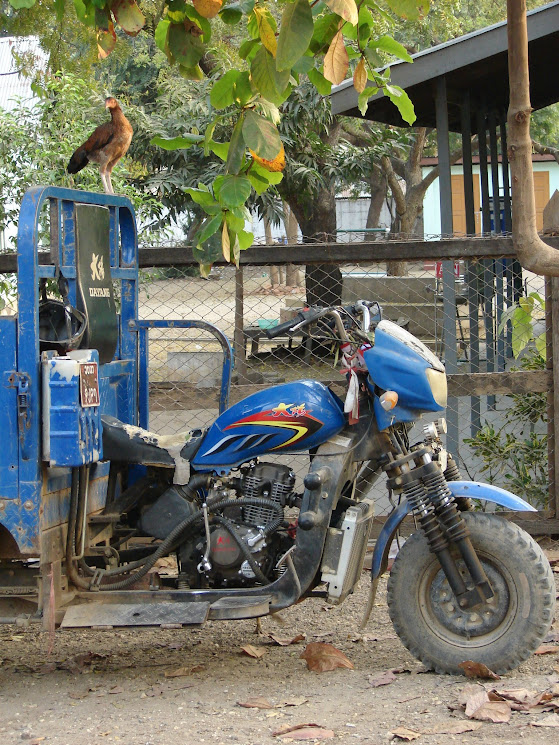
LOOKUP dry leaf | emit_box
[238,697,275,709]
[241,644,267,659]
[273,723,334,739]
[422,721,483,734]
[535,645,559,655]
[459,660,500,680]
[353,57,367,94]
[109,685,124,694]
[68,691,88,700]
[390,726,421,741]
[492,688,545,709]
[278,697,308,707]
[323,32,349,85]
[368,669,397,687]
[269,633,305,646]
[300,642,354,672]
[164,664,205,678]
[463,689,511,723]
[531,713,559,727]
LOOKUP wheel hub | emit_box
[429,561,510,638]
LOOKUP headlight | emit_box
[425,368,447,408]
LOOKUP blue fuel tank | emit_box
[191,380,346,469]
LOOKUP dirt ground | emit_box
[1,569,558,745]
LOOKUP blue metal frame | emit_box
[0,186,139,553]
[132,319,232,430]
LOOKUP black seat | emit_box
[74,204,118,364]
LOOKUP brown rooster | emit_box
[67,97,133,194]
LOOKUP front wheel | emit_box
[387,512,555,674]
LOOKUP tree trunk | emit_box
[285,187,342,307]
[366,166,388,230]
[265,215,284,287]
[507,0,559,275]
[283,202,303,287]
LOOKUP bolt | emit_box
[23,500,34,511]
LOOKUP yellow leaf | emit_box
[255,6,277,57]
[324,0,358,25]
[249,144,286,172]
[193,0,223,19]
[222,221,231,262]
[353,57,367,94]
[323,32,349,85]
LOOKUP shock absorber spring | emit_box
[422,467,469,544]
[401,478,448,554]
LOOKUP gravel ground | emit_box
[1,570,558,745]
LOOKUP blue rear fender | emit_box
[370,481,536,579]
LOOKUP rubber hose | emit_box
[83,496,283,591]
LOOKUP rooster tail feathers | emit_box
[67,148,89,174]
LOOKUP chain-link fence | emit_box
[138,249,551,516]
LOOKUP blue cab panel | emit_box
[192,380,346,469]
[363,320,446,429]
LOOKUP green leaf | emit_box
[73,0,96,26]
[233,72,254,106]
[247,169,270,195]
[292,54,314,74]
[155,19,170,53]
[225,211,246,232]
[324,0,358,25]
[276,0,314,72]
[226,116,246,174]
[239,39,259,60]
[251,47,291,106]
[242,110,282,161]
[150,134,204,150]
[54,0,65,19]
[184,4,211,41]
[308,67,332,96]
[216,175,252,209]
[185,186,218,208]
[385,85,416,124]
[209,140,230,160]
[196,213,223,245]
[179,64,204,80]
[110,0,145,36]
[310,13,340,54]
[220,3,243,24]
[370,35,413,63]
[9,0,36,7]
[252,161,283,184]
[535,332,547,358]
[358,86,378,116]
[237,229,254,251]
[168,22,206,67]
[210,70,240,109]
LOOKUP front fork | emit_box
[384,447,493,610]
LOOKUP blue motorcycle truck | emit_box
[0,187,554,674]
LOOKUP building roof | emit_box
[330,1,559,131]
[0,36,43,112]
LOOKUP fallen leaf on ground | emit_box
[458,660,500,680]
[68,691,88,700]
[462,687,511,723]
[278,697,308,707]
[368,669,397,687]
[238,697,275,709]
[269,633,306,646]
[531,713,559,727]
[492,688,545,709]
[535,645,559,655]
[300,642,354,672]
[390,726,421,740]
[109,685,124,694]
[272,723,334,739]
[241,644,267,659]
[544,632,559,643]
[422,721,483,735]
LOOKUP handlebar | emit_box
[265,301,382,342]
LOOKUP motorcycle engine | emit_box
[180,462,296,588]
